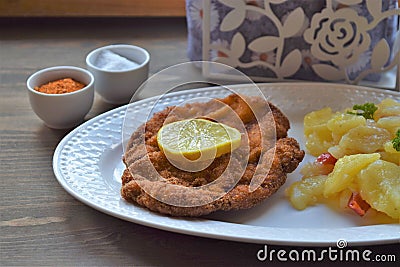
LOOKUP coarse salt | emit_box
[94,50,140,71]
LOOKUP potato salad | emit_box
[286,98,400,221]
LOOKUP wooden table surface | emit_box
[0,18,398,266]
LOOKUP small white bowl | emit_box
[27,66,95,129]
[86,44,150,104]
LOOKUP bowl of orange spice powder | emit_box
[27,66,94,129]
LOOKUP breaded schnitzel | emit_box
[121,94,304,216]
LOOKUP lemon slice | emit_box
[157,119,241,162]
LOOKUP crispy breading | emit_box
[121,94,304,216]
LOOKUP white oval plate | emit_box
[53,83,400,246]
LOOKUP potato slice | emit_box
[286,175,327,210]
[379,152,400,166]
[358,160,400,219]
[305,130,335,156]
[327,113,366,142]
[323,153,380,197]
[376,116,400,137]
[380,141,400,165]
[374,98,400,120]
[335,125,391,156]
[304,107,333,132]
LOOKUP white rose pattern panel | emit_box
[186,0,399,86]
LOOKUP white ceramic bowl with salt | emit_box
[86,44,150,104]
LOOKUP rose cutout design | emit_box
[304,7,371,68]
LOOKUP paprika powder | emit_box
[35,78,86,94]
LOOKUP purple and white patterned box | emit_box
[186,0,399,88]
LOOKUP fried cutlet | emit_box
[121,94,304,216]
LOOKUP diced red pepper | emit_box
[348,192,370,216]
[316,152,337,165]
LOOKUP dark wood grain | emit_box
[0,18,398,267]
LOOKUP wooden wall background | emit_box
[0,0,186,17]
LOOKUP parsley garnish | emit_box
[347,102,378,120]
[392,129,400,152]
